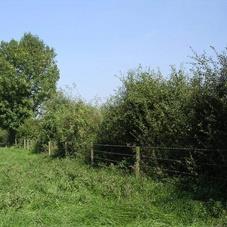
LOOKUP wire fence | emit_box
[91,144,227,181]
[2,139,227,182]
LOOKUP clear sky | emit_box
[1,0,227,101]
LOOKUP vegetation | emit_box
[98,49,227,179]
[36,91,102,156]
[98,67,191,146]
[99,47,227,149]
[0,33,226,225]
[0,33,59,144]
[0,128,8,146]
[0,148,226,226]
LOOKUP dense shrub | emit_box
[37,91,102,157]
[0,128,8,146]
[98,67,192,147]
[98,48,227,179]
[16,118,41,141]
[188,47,227,149]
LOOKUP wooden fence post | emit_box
[31,140,33,150]
[48,141,51,156]
[135,146,141,178]
[91,142,94,165]
[27,139,30,150]
[65,142,68,156]
[29,139,32,150]
[23,138,26,150]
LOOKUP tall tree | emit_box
[0,33,59,143]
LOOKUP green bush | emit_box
[98,67,191,147]
[206,199,225,218]
[37,91,102,156]
[0,128,8,146]
[16,118,41,140]
[98,47,227,179]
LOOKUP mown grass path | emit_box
[0,148,226,226]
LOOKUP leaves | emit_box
[0,33,59,143]
[99,67,191,146]
[37,91,101,156]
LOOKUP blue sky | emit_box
[1,0,227,101]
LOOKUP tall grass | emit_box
[0,148,226,226]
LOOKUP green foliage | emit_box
[99,67,191,147]
[98,48,227,179]
[188,47,227,149]
[99,48,227,150]
[0,148,226,226]
[37,91,101,156]
[206,199,225,218]
[16,118,41,140]
[0,128,8,146]
[0,33,59,143]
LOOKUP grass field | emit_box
[0,148,226,226]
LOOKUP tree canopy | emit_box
[0,33,59,142]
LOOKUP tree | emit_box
[0,33,59,143]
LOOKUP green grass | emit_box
[0,148,226,226]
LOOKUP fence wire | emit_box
[92,144,227,182]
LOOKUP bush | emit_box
[98,67,191,147]
[16,118,41,141]
[37,91,102,157]
[0,128,8,146]
[98,47,227,180]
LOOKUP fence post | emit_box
[91,142,94,166]
[31,140,33,150]
[27,139,30,150]
[29,139,31,150]
[15,138,17,146]
[48,141,51,156]
[65,142,68,156]
[23,138,26,150]
[135,146,141,178]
